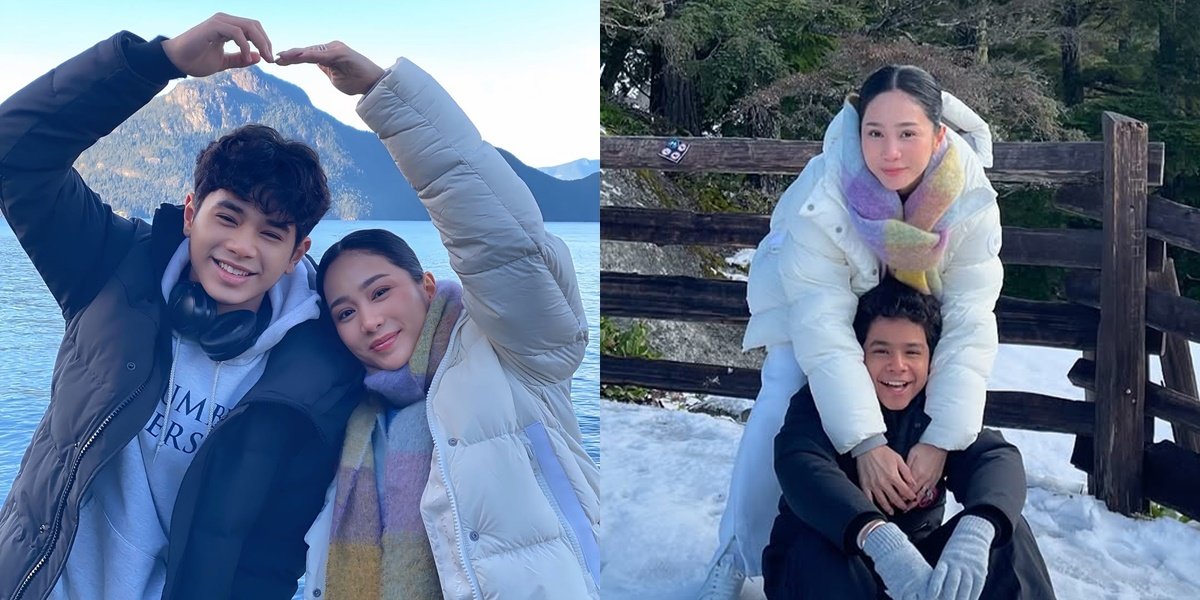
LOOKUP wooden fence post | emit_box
[1095,112,1149,514]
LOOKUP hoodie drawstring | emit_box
[155,337,182,460]
[206,362,223,435]
[155,338,225,460]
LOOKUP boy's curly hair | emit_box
[852,275,943,352]
[193,125,330,244]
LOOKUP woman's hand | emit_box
[276,41,385,96]
[906,442,948,505]
[857,445,918,515]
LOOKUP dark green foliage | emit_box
[1149,501,1192,524]
[995,186,1095,301]
[602,0,854,136]
[659,0,851,134]
[670,172,780,215]
[601,95,653,135]
[600,316,662,403]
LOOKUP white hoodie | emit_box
[50,240,320,600]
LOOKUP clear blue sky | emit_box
[0,0,598,166]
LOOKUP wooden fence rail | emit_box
[1064,273,1200,343]
[1056,186,1200,255]
[603,356,1095,435]
[601,136,1165,185]
[602,192,1200,268]
[603,204,1200,343]
[1067,359,1200,433]
[601,271,1172,353]
[602,207,1109,268]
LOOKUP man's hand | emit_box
[857,445,918,515]
[907,442,948,506]
[926,515,994,600]
[162,13,273,77]
[862,522,934,600]
[276,41,385,96]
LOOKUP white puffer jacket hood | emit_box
[744,92,1003,453]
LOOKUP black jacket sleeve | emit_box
[943,428,1025,546]
[0,32,182,318]
[165,404,348,600]
[229,411,344,599]
[775,387,886,554]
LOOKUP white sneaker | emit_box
[697,543,746,600]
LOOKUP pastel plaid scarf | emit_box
[841,119,966,295]
[325,280,464,600]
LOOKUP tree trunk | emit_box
[1061,0,1084,106]
[956,0,989,66]
[648,43,668,125]
[976,16,989,65]
[649,43,700,134]
[601,35,633,95]
[661,66,700,134]
[1154,0,1200,109]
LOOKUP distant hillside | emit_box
[539,158,600,180]
[74,67,597,221]
[498,150,599,221]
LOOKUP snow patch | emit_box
[601,343,1200,599]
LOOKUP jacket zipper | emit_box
[424,318,481,600]
[12,379,149,600]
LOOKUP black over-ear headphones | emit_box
[167,280,273,362]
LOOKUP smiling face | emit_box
[862,316,931,411]
[183,190,310,314]
[323,250,436,372]
[860,90,947,196]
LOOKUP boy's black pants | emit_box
[762,512,1056,599]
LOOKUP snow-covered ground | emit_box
[600,343,1200,599]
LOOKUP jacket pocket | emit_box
[52,496,166,598]
[523,421,599,589]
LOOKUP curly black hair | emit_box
[192,124,330,245]
[852,276,944,353]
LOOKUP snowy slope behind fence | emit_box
[600,112,1200,521]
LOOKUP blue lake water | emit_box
[0,218,600,510]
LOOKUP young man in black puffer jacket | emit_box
[764,277,1055,600]
[0,13,361,600]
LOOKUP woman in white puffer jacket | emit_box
[277,42,599,600]
[698,65,1003,599]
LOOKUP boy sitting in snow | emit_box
[763,277,1056,600]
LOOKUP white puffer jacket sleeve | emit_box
[778,209,888,454]
[356,59,589,386]
[744,147,888,454]
[923,197,1003,449]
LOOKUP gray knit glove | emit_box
[926,515,995,600]
[863,522,932,600]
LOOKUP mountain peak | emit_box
[168,66,313,107]
[77,69,597,222]
[224,68,269,95]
